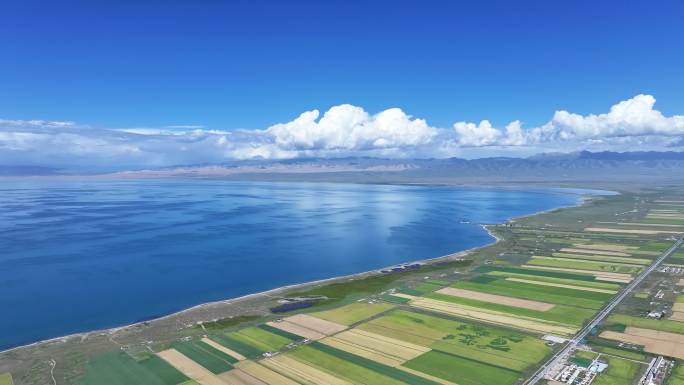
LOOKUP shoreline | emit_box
[0,187,605,355]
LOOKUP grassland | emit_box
[311,302,394,326]
[667,363,684,385]
[592,355,644,385]
[81,352,189,385]
[0,373,12,385]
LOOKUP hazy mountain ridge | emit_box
[2,151,684,182]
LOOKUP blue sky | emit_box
[1,0,684,168]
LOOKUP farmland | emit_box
[3,189,684,385]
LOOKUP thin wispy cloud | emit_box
[1,95,683,171]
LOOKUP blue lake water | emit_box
[0,180,589,349]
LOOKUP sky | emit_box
[1,0,683,170]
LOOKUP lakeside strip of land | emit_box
[0,188,598,355]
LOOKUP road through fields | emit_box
[524,236,684,385]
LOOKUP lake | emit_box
[0,180,589,349]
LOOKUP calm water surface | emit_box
[0,180,587,349]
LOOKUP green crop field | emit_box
[485,271,621,290]
[209,334,263,358]
[413,282,445,294]
[452,278,611,309]
[591,345,647,362]
[592,355,644,385]
[427,291,595,326]
[551,252,651,265]
[403,350,522,385]
[81,352,189,385]
[357,309,550,371]
[289,343,439,385]
[226,326,292,352]
[476,266,597,281]
[172,341,234,374]
[311,302,394,325]
[0,373,12,385]
[606,314,684,334]
[573,350,598,360]
[381,294,412,303]
[527,257,641,274]
[667,363,684,385]
[257,323,304,341]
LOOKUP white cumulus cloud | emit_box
[1,95,683,171]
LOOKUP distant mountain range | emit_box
[2,151,684,186]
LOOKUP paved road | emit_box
[524,236,684,385]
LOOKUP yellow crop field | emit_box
[409,297,577,335]
[321,329,428,366]
[521,265,632,283]
[585,227,682,235]
[236,361,300,385]
[600,327,684,359]
[218,369,268,385]
[261,354,353,385]
[559,248,632,256]
[266,321,326,340]
[202,337,246,361]
[158,349,226,385]
[573,243,637,251]
[281,314,347,336]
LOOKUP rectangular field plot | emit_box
[403,350,522,385]
[559,247,633,256]
[504,277,618,294]
[484,270,621,290]
[0,374,12,385]
[201,337,246,361]
[235,361,300,385]
[236,326,295,349]
[585,227,682,235]
[408,296,578,336]
[208,334,265,359]
[475,265,597,281]
[171,341,235,374]
[572,243,638,252]
[262,354,354,385]
[520,265,632,283]
[592,355,645,385]
[606,314,684,334]
[552,252,650,265]
[217,368,269,385]
[356,310,552,371]
[266,320,327,341]
[158,349,226,385]
[288,343,440,385]
[311,302,394,326]
[450,277,612,309]
[435,287,556,311]
[600,326,684,359]
[427,290,595,326]
[319,328,429,366]
[281,314,347,336]
[667,364,684,385]
[527,256,642,274]
[81,351,190,385]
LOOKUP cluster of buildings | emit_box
[638,356,673,385]
[552,359,607,385]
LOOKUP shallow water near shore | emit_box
[0,180,600,349]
